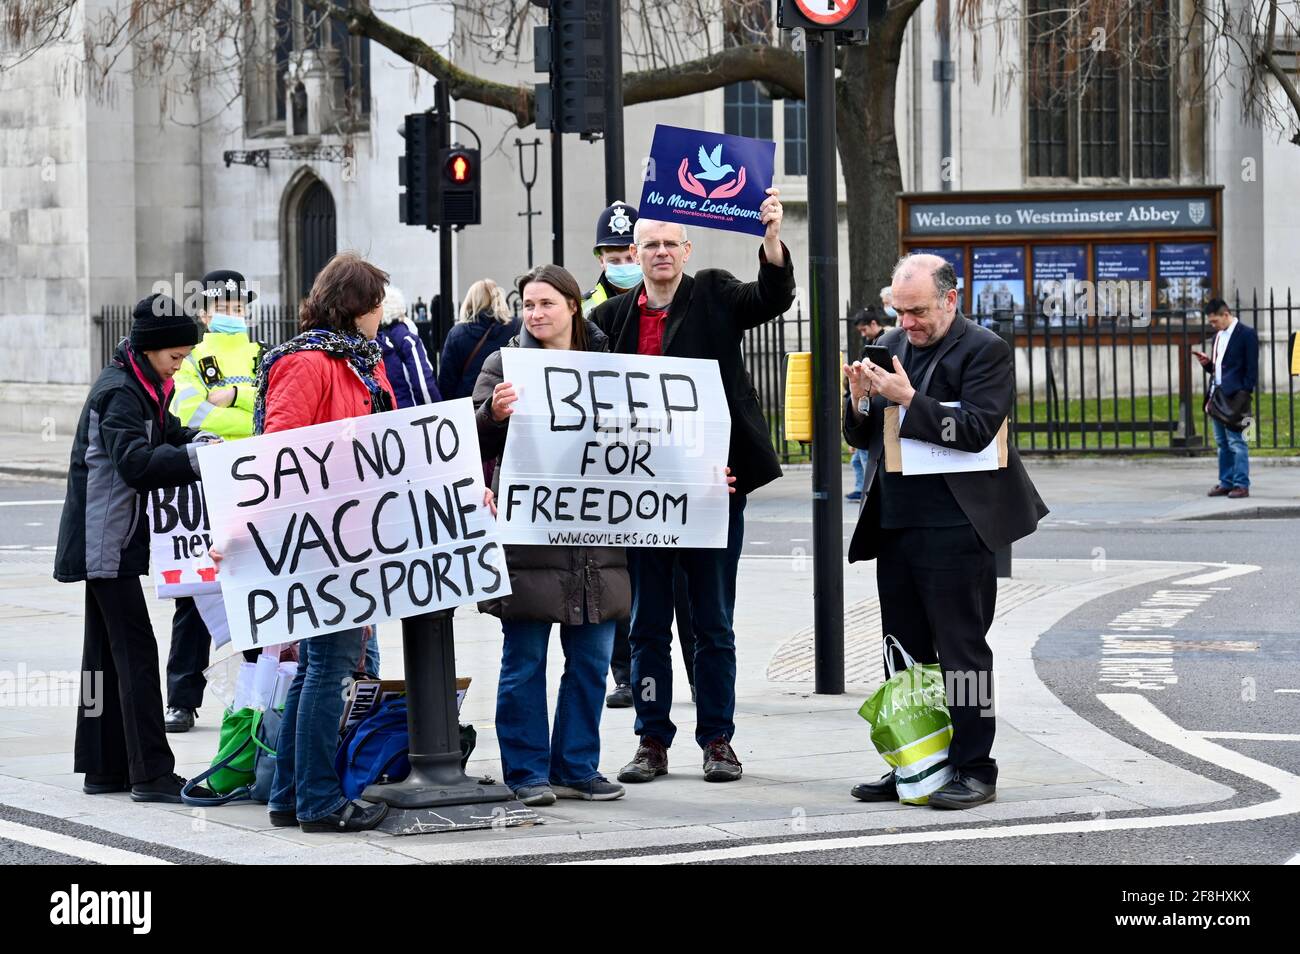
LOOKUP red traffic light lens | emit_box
[446,153,472,183]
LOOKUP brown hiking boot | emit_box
[702,737,743,782]
[617,737,668,783]
[1227,487,1250,498]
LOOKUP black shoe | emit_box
[605,683,633,709]
[298,799,389,833]
[130,773,186,803]
[164,707,196,733]
[850,772,898,802]
[83,773,129,795]
[268,809,299,828]
[617,737,669,783]
[702,737,743,782]
[927,774,996,810]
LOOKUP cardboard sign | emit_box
[198,399,510,651]
[884,405,1008,474]
[147,481,221,596]
[639,124,775,237]
[496,349,732,548]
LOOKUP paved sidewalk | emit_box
[0,553,1237,864]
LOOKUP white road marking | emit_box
[1172,564,1261,586]
[0,819,172,865]
[559,694,1300,865]
[0,500,62,507]
[1197,732,1300,742]
[1287,852,1300,865]
[1275,689,1300,695]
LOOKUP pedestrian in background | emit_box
[437,279,519,402]
[847,306,893,502]
[377,284,442,409]
[55,293,210,803]
[1193,297,1257,499]
[164,268,262,733]
[474,264,630,807]
[582,201,643,315]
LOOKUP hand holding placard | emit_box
[200,399,510,651]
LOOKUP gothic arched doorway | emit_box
[281,170,337,313]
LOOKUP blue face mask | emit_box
[605,262,644,290]
[883,306,898,319]
[209,313,248,335]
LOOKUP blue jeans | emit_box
[628,493,745,749]
[363,630,380,678]
[850,448,870,493]
[268,628,366,822]
[1212,418,1250,489]
[495,618,615,790]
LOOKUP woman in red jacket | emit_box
[254,252,396,833]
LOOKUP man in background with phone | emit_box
[165,269,263,732]
[1191,298,1257,499]
[847,307,892,501]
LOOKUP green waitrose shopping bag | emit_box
[857,635,955,805]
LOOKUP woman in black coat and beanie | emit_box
[54,294,211,803]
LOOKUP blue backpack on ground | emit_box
[336,698,411,800]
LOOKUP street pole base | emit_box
[362,773,514,810]
[374,800,541,836]
[1169,435,1206,449]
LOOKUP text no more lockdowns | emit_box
[210,406,505,646]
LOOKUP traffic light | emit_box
[533,0,604,136]
[777,0,888,32]
[438,146,481,226]
[398,111,438,227]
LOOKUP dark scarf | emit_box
[252,328,385,435]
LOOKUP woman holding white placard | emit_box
[252,252,396,833]
[473,264,632,806]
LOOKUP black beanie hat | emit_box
[130,294,201,352]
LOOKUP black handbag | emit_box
[1205,387,1251,432]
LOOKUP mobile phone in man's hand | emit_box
[862,345,892,369]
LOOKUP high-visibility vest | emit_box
[170,331,263,440]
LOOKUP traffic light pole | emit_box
[806,30,845,696]
[602,0,624,202]
[436,81,455,336]
[551,130,565,265]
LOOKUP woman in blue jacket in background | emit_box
[437,279,519,402]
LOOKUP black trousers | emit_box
[166,596,211,710]
[74,577,175,784]
[876,524,998,785]
[610,561,695,688]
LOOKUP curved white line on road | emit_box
[561,694,1300,865]
[0,818,172,865]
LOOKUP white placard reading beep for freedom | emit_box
[198,399,510,651]
[899,402,1000,475]
[497,349,732,548]
[147,481,220,597]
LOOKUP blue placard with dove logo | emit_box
[639,124,776,238]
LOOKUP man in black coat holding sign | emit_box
[589,188,793,783]
[843,253,1047,810]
